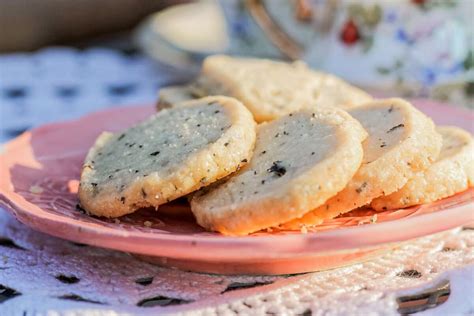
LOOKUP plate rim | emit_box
[1,101,473,261]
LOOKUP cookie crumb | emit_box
[29,185,43,194]
[144,221,153,227]
[371,214,378,224]
[300,226,308,234]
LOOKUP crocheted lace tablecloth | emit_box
[1,208,473,315]
[0,47,189,143]
[1,48,473,315]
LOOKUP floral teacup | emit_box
[138,0,473,107]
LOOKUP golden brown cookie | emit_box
[371,126,474,210]
[282,98,442,229]
[191,55,372,122]
[79,96,256,217]
[190,106,367,235]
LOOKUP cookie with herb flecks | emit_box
[191,55,372,122]
[156,85,196,111]
[314,72,373,109]
[371,126,474,210]
[282,98,442,230]
[190,106,367,235]
[79,96,256,218]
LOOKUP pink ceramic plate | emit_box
[1,100,473,275]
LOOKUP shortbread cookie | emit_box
[282,98,442,229]
[371,126,474,210]
[191,55,372,122]
[79,96,256,218]
[315,73,373,109]
[157,85,195,111]
[190,107,367,235]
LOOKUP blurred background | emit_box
[0,0,472,142]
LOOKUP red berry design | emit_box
[411,0,426,5]
[340,20,360,45]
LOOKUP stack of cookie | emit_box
[79,55,474,235]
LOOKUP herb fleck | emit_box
[387,124,404,133]
[267,161,286,177]
[150,151,160,156]
[355,182,368,193]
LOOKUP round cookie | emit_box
[190,106,367,235]
[314,73,373,109]
[282,98,442,229]
[371,126,474,210]
[79,96,257,218]
[192,55,372,122]
[156,85,195,111]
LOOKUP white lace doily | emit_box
[1,48,473,315]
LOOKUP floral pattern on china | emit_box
[325,0,472,90]
[222,0,473,96]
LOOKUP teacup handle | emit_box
[245,0,302,59]
[245,0,338,60]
